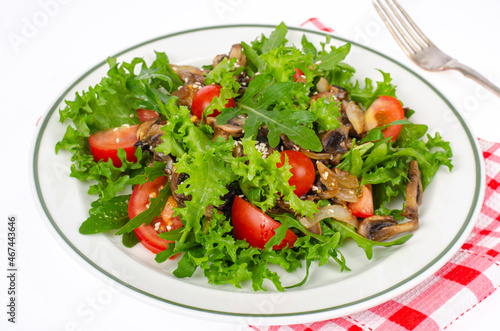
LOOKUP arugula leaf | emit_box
[122,231,140,248]
[317,43,351,71]
[217,75,322,151]
[261,22,288,53]
[327,220,412,259]
[79,195,131,234]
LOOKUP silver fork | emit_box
[373,0,500,98]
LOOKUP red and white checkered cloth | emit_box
[252,138,500,330]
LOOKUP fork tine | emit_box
[391,0,432,47]
[373,0,418,56]
[384,0,429,50]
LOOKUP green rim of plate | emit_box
[32,24,483,318]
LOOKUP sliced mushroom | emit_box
[177,71,205,85]
[135,117,174,162]
[214,44,247,68]
[170,171,191,207]
[171,83,201,108]
[311,85,349,102]
[228,43,247,67]
[280,134,337,161]
[319,124,350,154]
[213,54,227,68]
[205,116,245,141]
[358,215,419,241]
[342,101,365,136]
[402,160,423,220]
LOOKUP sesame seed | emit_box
[113,128,119,132]
[322,172,328,180]
[315,60,322,65]
[122,124,130,128]
[116,138,120,143]
[172,66,178,71]
[129,114,135,118]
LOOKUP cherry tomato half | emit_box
[231,196,297,250]
[128,176,183,254]
[277,150,316,197]
[191,85,235,118]
[364,96,405,142]
[88,124,139,167]
[137,108,159,122]
[348,184,374,218]
[293,68,306,83]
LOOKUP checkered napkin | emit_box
[251,138,500,330]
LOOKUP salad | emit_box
[55,23,453,291]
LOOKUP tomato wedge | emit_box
[231,196,297,250]
[128,176,183,254]
[137,108,159,122]
[191,85,235,118]
[348,184,374,218]
[277,150,316,197]
[364,95,405,142]
[88,124,139,167]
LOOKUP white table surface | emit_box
[2,0,500,330]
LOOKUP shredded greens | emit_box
[56,23,453,291]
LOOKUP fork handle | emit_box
[446,60,500,98]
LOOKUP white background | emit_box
[2,0,500,330]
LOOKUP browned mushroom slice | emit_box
[402,160,423,219]
[213,54,227,68]
[228,43,247,67]
[177,71,205,85]
[135,117,165,151]
[205,116,245,141]
[358,215,419,241]
[171,83,201,108]
[213,44,247,68]
[319,124,350,154]
[311,83,349,102]
[280,134,337,161]
[170,171,191,207]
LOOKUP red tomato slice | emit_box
[128,176,183,254]
[231,196,297,250]
[137,108,159,122]
[348,184,374,218]
[88,124,139,167]
[364,96,405,142]
[293,68,306,83]
[277,150,316,197]
[191,85,235,118]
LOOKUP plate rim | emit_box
[30,23,485,320]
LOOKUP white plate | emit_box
[31,25,484,325]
